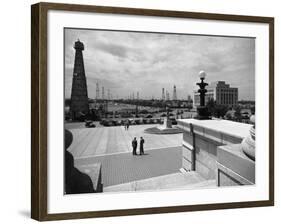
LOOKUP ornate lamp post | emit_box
[196,71,210,120]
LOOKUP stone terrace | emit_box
[67,124,183,187]
[75,146,182,187]
[67,124,182,158]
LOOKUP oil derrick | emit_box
[70,40,89,120]
[173,85,177,101]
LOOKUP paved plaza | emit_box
[66,124,183,187]
[75,146,182,187]
[67,124,182,158]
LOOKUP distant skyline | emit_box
[65,28,255,101]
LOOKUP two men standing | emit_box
[132,137,145,155]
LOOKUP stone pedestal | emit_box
[163,117,172,128]
[196,106,211,120]
[217,144,255,186]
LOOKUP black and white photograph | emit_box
[64,28,256,194]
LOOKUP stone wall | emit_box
[216,144,255,186]
[178,119,251,180]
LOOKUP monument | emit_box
[144,105,182,134]
[161,106,172,129]
[70,39,89,120]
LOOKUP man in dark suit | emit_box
[132,137,138,155]
[140,137,145,155]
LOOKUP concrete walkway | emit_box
[67,125,183,188]
[104,172,215,192]
[75,146,182,187]
[67,125,182,158]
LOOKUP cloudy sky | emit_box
[64,28,255,100]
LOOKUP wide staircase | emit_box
[103,171,216,192]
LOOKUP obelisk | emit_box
[70,39,89,120]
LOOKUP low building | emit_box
[194,81,238,108]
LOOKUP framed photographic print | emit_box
[31,2,274,221]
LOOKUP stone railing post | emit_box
[241,115,255,161]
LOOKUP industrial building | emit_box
[194,81,238,108]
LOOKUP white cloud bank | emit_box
[65,28,255,100]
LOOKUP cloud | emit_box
[64,29,255,100]
[94,42,129,58]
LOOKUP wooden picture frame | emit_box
[31,2,274,221]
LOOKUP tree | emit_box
[206,99,228,118]
[186,104,193,110]
[214,105,228,118]
[250,106,255,115]
[225,111,233,120]
[206,98,216,116]
[234,105,242,121]
[65,98,71,107]
[89,109,100,121]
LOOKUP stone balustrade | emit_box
[177,119,254,185]
[217,144,255,186]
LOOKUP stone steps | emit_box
[103,171,216,192]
